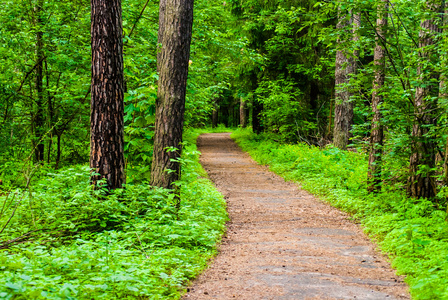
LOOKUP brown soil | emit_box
[183,133,409,300]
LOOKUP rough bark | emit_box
[157,0,166,71]
[333,9,356,150]
[34,0,45,162]
[352,12,361,65]
[150,0,194,189]
[240,98,247,128]
[90,0,125,190]
[368,0,388,193]
[440,7,448,185]
[407,0,442,198]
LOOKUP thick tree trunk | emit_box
[407,0,441,198]
[212,109,218,128]
[333,10,357,150]
[157,0,166,71]
[150,0,194,189]
[240,98,247,128]
[90,0,125,190]
[352,12,361,62]
[368,0,388,193]
[34,0,45,162]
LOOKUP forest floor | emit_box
[183,133,410,300]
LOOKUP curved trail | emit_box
[184,133,409,299]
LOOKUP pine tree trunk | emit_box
[333,10,358,150]
[150,0,194,189]
[407,0,441,198]
[157,0,166,71]
[34,0,45,162]
[240,98,247,128]
[90,0,125,190]
[440,7,448,185]
[368,0,387,193]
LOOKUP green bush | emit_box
[0,130,228,299]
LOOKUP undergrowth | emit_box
[0,130,228,299]
[232,128,448,300]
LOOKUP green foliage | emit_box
[228,0,335,140]
[232,128,448,299]
[0,131,228,299]
[186,0,258,128]
[257,78,309,142]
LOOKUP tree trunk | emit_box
[221,104,229,127]
[440,7,448,185]
[407,0,441,198]
[234,105,238,127]
[252,97,262,134]
[150,0,194,189]
[240,98,247,128]
[46,60,54,165]
[368,0,388,193]
[34,0,45,162]
[90,0,125,190]
[333,10,357,150]
[55,133,62,169]
[157,0,166,71]
[212,98,218,128]
[47,137,52,164]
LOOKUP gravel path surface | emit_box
[183,133,409,300]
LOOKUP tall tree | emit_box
[240,98,247,128]
[34,0,45,162]
[368,0,388,192]
[212,98,219,128]
[157,0,166,70]
[440,6,448,185]
[333,9,357,150]
[150,0,194,189]
[407,0,442,198]
[90,0,125,190]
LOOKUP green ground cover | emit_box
[0,130,228,299]
[232,128,448,300]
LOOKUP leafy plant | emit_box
[0,129,228,299]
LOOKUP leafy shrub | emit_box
[0,130,228,299]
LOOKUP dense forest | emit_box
[1,0,448,298]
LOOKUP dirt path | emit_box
[183,133,409,300]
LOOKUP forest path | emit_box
[183,133,409,300]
